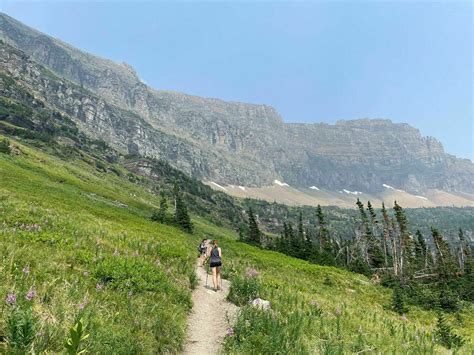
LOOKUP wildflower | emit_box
[96,283,103,291]
[6,293,16,305]
[78,297,89,310]
[22,265,30,275]
[113,249,120,256]
[226,327,234,336]
[245,267,260,278]
[310,299,319,307]
[133,250,139,257]
[401,314,407,322]
[335,307,342,316]
[83,271,89,277]
[26,288,36,301]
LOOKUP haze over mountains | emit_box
[1,13,473,208]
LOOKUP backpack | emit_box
[197,243,205,253]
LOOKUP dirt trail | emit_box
[183,262,238,355]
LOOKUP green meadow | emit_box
[0,136,472,353]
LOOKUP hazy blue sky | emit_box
[2,1,472,160]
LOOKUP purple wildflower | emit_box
[6,293,16,305]
[245,267,260,278]
[78,297,89,310]
[310,300,319,307]
[22,265,30,275]
[25,288,36,301]
[335,307,342,316]
[96,283,103,291]
[226,327,234,336]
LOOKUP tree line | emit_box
[241,200,474,314]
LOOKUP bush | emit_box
[0,138,11,154]
[227,274,261,306]
[6,308,37,353]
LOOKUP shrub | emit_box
[0,138,11,154]
[227,274,261,306]
[6,308,37,353]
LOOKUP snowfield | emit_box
[274,179,290,187]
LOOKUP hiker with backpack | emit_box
[197,238,207,267]
[207,239,222,291]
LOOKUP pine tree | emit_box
[173,184,193,233]
[431,227,455,279]
[458,229,469,272]
[247,208,261,246]
[435,313,465,349]
[392,286,407,315]
[393,201,414,279]
[414,230,427,269]
[156,192,168,223]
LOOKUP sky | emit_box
[1,1,473,160]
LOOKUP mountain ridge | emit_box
[1,12,473,201]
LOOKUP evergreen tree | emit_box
[156,192,168,223]
[413,229,429,272]
[247,208,261,246]
[393,201,414,278]
[431,227,455,279]
[457,229,469,272]
[392,286,407,315]
[173,183,193,233]
[435,313,465,349]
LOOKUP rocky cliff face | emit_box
[1,13,473,195]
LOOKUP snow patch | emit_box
[415,195,428,200]
[274,180,290,187]
[238,186,246,191]
[309,186,320,191]
[396,189,406,193]
[343,189,362,195]
[382,184,395,190]
[210,182,227,191]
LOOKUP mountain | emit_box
[1,13,473,208]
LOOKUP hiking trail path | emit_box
[183,261,239,354]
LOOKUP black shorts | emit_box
[210,261,222,268]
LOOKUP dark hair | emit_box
[212,239,218,246]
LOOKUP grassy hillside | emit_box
[0,136,473,353]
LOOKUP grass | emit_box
[0,135,473,353]
[0,138,199,353]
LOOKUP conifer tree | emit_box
[156,192,168,223]
[173,183,193,233]
[435,313,465,349]
[457,229,469,272]
[392,286,407,315]
[247,208,261,246]
[414,230,428,269]
[431,227,455,279]
[393,201,414,279]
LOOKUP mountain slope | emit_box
[1,12,473,200]
[1,136,473,353]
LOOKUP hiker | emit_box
[208,239,222,291]
[197,239,207,266]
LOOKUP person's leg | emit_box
[212,266,217,290]
[216,267,222,290]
